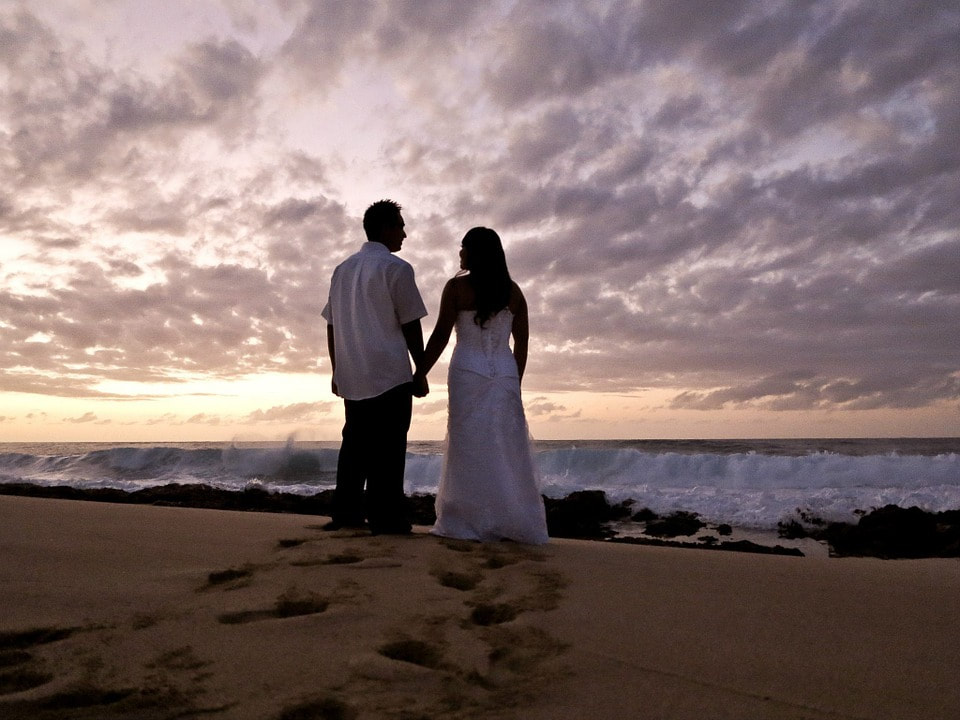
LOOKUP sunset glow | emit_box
[2,1,958,442]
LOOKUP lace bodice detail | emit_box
[449,309,518,378]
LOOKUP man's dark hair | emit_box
[363,199,402,241]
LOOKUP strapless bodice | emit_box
[449,309,518,378]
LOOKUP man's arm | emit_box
[401,319,429,397]
[326,324,339,396]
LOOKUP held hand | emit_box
[412,372,429,398]
[331,379,340,397]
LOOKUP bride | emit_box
[420,227,548,544]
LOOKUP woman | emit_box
[420,227,548,544]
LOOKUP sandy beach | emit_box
[2,495,958,720]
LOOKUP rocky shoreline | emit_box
[1,483,957,558]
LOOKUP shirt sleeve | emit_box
[391,263,428,325]
[320,299,332,323]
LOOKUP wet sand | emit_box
[1,495,958,719]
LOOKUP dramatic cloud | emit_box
[244,402,335,424]
[63,412,100,424]
[1,1,958,439]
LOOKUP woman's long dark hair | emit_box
[462,227,512,327]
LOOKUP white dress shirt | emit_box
[321,242,427,400]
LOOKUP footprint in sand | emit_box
[428,539,571,669]
[465,568,566,628]
[0,656,53,696]
[288,548,365,568]
[0,626,83,696]
[0,626,172,718]
[284,535,404,569]
[431,568,483,591]
[377,639,444,668]
[432,539,562,624]
[275,695,358,720]
[258,536,570,718]
[217,587,329,625]
[146,645,208,672]
[277,538,312,549]
[203,565,256,590]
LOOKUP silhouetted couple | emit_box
[321,200,547,543]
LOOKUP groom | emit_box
[321,199,428,534]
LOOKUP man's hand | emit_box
[412,371,429,398]
[331,380,340,397]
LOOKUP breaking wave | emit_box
[1,439,958,529]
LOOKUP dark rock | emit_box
[643,511,704,538]
[823,505,960,558]
[778,507,829,540]
[609,536,803,557]
[777,518,809,540]
[5,481,955,559]
[406,493,437,526]
[543,490,619,539]
[717,540,803,557]
[610,499,636,520]
[631,507,658,522]
[777,505,960,558]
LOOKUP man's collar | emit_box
[363,241,390,253]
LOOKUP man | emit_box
[321,199,428,534]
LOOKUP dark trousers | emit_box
[333,383,412,533]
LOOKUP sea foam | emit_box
[1,441,958,529]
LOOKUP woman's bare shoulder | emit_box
[448,275,475,310]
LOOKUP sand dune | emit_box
[1,495,958,719]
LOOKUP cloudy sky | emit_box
[2,0,958,442]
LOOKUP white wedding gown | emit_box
[431,310,549,544]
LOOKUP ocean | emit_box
[2,438,958,530]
